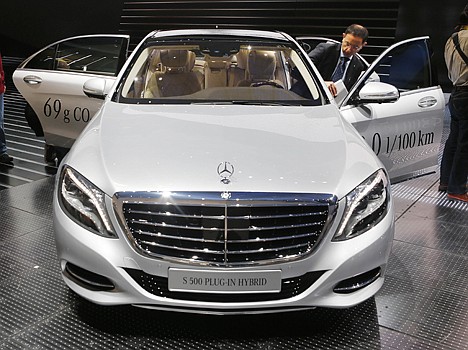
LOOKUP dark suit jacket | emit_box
[308,42,365,91]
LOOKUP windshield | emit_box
[116,35,324,106]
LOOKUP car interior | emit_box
[120,44,322,104]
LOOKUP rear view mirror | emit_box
[355,82,399,104]
[83,78,108,100]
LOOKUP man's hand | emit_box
[326,81,338,96]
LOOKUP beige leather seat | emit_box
[56,58,70,70]
[228,49,249,87]
[128,49,161,98]
[144,49,202,98]
[236,50,280,87]
[204,56,229,88]
[187,51,205,89]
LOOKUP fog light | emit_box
[333,267,381,294]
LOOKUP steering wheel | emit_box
[251,81,284,89]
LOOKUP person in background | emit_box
[308,24,368,96]
[0,52,13,164]
[439,5,468,203]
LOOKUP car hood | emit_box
[67,103,381,199]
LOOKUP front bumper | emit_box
[53,192,394,315]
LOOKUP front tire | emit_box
[44,144,57,165]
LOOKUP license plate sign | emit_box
[168,268,281,293]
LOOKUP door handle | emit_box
[418,96,437,108]
[23,75,43,85]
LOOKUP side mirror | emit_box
[354,82,399,105]
[83,78,109,100]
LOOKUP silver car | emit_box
[14,29,444,314]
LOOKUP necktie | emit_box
[331,57,349,82]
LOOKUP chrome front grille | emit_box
[114,192,336,266]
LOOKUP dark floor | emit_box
[0,82,467,349]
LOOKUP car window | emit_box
[363,40,432,91]
[117,36,325,106]
[24,37,127,77]
[25,45,57,70]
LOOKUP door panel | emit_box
[13,35,129,148]
[340,37,445,183]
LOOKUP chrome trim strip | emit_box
[127,208,326,220]
[114,191,336,204]
[137,229,319,244]
[129,210,226,220]
[334,269,381,293]
[65,265,114,289]
[139,240,310,255]
[139,240,225,254]
[224,205,228,264]
[129,219,323,231]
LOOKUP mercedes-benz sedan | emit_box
[15,29,445,314]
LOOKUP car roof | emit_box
[147,29,290,41]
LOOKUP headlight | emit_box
[58,166,116,237]
[334,169,390,241]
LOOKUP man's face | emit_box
[341,33,366,57]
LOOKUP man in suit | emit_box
[309,24,368,97]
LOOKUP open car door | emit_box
[296,36,444,183]
[13,35,130,152]
[338,36,444,183]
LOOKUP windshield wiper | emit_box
[233,101,300,106]
[190,101,235,105]
[191,101,299,106]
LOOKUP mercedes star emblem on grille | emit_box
[217,161,234,184]
[220,191,232,200]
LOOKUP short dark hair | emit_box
[345,24,369,42]
[459,5,468,25]
[454,5,468,31]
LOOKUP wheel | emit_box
[25,103,44,137]
[44,144,57,165]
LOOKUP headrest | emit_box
[234,49,249,70]
[160,49,189,72]
[186,51,196,71]
[147,49,161,71]
[205,55,229,69]
[56,58,69,69]
[247,50,276,80]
